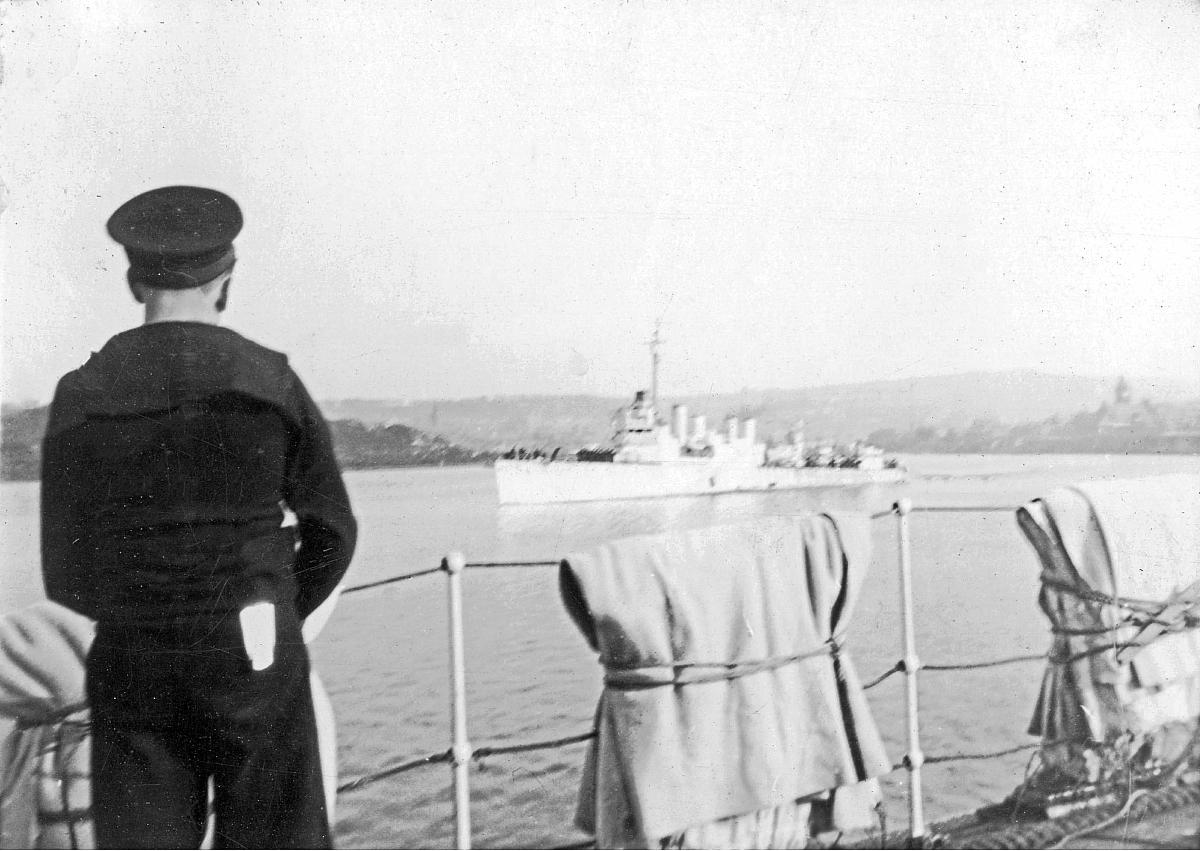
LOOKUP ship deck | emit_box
[845,776,1200,849]
[1064,803,1199,849]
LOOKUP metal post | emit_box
[443,552,472,850]
[895,499,926,847]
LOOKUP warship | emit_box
[495,331,904,505]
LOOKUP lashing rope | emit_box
[603,639,841,691]
[1038,574,1178,611]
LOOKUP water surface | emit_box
[3,453,1197,847]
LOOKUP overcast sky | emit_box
[3,0,1199,404]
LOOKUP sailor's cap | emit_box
[106,186,242,289]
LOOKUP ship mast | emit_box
[649,322,663,413]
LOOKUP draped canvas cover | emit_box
[1016,475,1200,779]
[560,515,890,848]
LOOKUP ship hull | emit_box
[494,459,906,504]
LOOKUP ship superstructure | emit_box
[495,334,904,504]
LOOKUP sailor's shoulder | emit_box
[219,327,291,370]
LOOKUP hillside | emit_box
[322,371,1200,451]
[0,407,491,482]
[5,371,1197,480]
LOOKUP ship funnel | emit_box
[693,415,707,445]
[743,418,757,444]
[726,416,739,443]
[673,405,689,441]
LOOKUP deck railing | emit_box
[338,501,1048,849]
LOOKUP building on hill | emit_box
[1097,376,1163,435]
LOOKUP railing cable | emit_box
[923,740,1041,766]
[924,652,1046,671]
[889,737,1080,774]
[871,505,1020,519]
[910,505,1020,514]
[472,730,596,760]
[340,559,562,597]
[343,566,444,594]
[862,661,904,689]
[337,749,453,794]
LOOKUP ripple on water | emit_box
[8,458,1197,846]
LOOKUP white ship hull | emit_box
[494,459,906,505]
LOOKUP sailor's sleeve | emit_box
[283,370,358,619]
[40,378,100,619]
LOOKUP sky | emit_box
[2,0,1199,405]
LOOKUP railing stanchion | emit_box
[444,552,472,850]
[895,498,926,847]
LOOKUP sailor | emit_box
[40,186,357,848]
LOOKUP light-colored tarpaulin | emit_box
[1016,474,1200,780]
[0,601,94,849]
[560,514,890,849]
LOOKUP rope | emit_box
[923,740,1041,766]
[924,653,1046,672]
[862,661,904,689]
[868,505,1019,520]
[604,640,838,691]
[1046,787,1154,849]
[868,505,1021,520]
[336,749,452,793]
[472,730,596,759]
[340,558,563,595]
[1038,574,1167,610]
[859,652,1045,684]
[338,731,599,793]
[909,505,1020,514]
[342,566,443,594]
[891,736,1083,775]
[875,643,1179,673]
[54,723,80,850]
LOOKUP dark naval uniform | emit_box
[40,187,357,848]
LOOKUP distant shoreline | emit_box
[7,450,1200,484]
